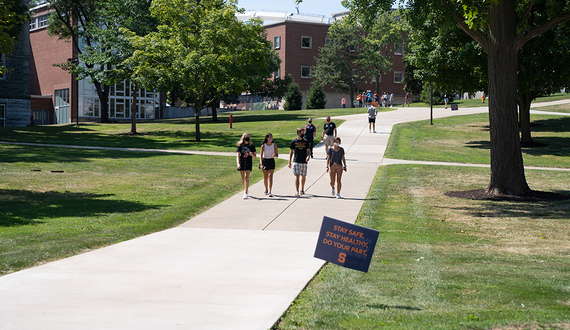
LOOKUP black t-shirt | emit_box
[290,138,310,163]
[323,122,336,136]
[304,124,316,141]
[236,144,256,169]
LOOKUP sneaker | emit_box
[243,193,248,199]
[336,193,341,199]
[264,191,268,195]
[300,191,305,195]
[295,193,300,197]
[268,193,273,197]
[373,130,377,133]
[331,188,335,196]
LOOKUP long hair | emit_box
[237,133,252,146]
[262,133,273,146]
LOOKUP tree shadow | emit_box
[0,189,163,227]
[443,189,570,220]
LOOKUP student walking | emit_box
[260,133,278,197]
[367,104,377,133]
[304,118,316,158]
[326,137,347,199]
[404,92,410,106]
[288,127,311,197]
[236,133,256,199]
[321,116,337,154]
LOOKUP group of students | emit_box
[356,91,394,108]
[236,116,347,200]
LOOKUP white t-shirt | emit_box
[262,143,275,159]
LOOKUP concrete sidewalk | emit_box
[0,103,555,329]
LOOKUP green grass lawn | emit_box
[384,113,570,169]
[0,107,384,152]
[276,165,570,330]
[409,92,570,109]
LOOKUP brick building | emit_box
[0,8,31,127]
[29,2,163,124]
[238,11,406,109]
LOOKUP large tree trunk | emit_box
[518,93,533,144]
[94,81,110,123]
[486,1,531,195]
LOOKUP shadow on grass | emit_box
[0,189,162,227]
[442,191,570,220]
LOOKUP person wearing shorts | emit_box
[289,127,311,197]
[259,133,278,197]
[367,105,377,133]
[322,116,337,154]
[326,137,347,199]
[236,132,256,199]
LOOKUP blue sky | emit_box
[236,0,349,17]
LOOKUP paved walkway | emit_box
[0,103,568,329]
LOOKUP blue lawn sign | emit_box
[451,104,459,111]
[314,216,379,273]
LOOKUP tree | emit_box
[283,83,303,110]
[312,19,362,107]
[128,0,277,141]
[0,0,28,71]
[305,83,327,109]
[355,9,406,94]
[347,0,570,195]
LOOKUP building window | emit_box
[394,43,403,55]
[273,68,280,79]
[273,36,280,49]
[394,71,403,83]
[301,66,312,79]
[349,45,359,53]
[325,37,330,45]
[0,104,5,127]
[30,14,50,31]
[301,36,312,49]
[0,55,5,80]
[38,14,49,28]
[372,75,381,83]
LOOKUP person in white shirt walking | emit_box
[367,104,377,133]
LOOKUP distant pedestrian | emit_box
[321,116,337,154]
[444,92,450,109]
[326,137,347,199]
[389,92,394,108]
[236,133,256,199]
[404,92,410,106]
[367,105,377,133]
[357,94,362,107]
[341,97,346,108]
[260,133,278,197]
[304,118,317,158]
[289,127,311,197]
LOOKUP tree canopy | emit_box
[127,0,278,141]
[0,0,28,63]
[346,0,570,195]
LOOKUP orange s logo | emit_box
[338,253,346,263]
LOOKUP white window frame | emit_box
[273,36,281,49]
[301,66,312,79]
[301,36,312,49]
[0,104,5,127]
[394,71,403,84]
[372,75,381,83]
[30,18,37,30]
[38,14,49,28]
[273,68,280,79]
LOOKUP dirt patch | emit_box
[445,189,570,202]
